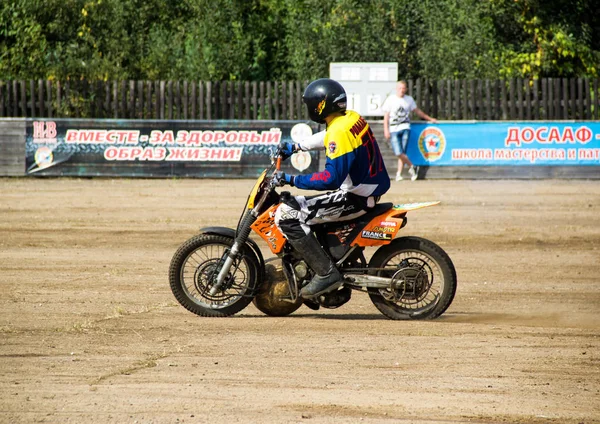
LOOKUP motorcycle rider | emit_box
[274,78,390,299]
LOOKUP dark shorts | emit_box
[390,129,410,155]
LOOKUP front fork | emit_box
[209,209,257,295]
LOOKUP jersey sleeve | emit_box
[298,130,326,151]
[292,131,352,191]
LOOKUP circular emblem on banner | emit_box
[418,127,446,162]
[291,150,312,172]
[34,146,54,169]
[290,123,313,143]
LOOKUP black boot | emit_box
[288,233,342,299]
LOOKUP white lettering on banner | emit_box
[494,148,566,163]
[451,149,493,160]
[578,148,600,160]
[504,126,594,146]
[33,121,58,142]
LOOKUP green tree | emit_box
[411,0,501,79]
[1,0,599,81]
[493,0,600,78]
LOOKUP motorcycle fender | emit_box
[352,212,406,247]
[199,226,266,286]
[367,236,411,268]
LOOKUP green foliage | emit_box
[493,0,599,78]
[0,0,598,81]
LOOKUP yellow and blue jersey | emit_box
[294,110,390,197]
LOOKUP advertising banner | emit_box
[407,122,600,166]
[26,119,320,177]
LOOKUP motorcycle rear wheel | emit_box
[367,236,456,320]
[169,234,259,317]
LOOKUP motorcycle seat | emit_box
[314,202,394,232]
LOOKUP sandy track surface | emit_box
[1,177,599,424]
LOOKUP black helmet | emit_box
[302,78,347,124]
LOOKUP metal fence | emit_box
[1,78,598,121]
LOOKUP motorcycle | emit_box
[168,148,457,320]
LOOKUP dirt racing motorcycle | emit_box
[169,149,457,320]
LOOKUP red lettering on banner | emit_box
[222,149,238,160]
[153,147,166,160]
[149,130,176,144]
[201,131,214,143]
[310,170,331,182]
[562,127,575,143]
[504,125,598,146]
[262,130,281,144]
[250,132,261,142]
[141,148,153,160]
[238,132,249,143]
[104,147,118,159]
[505,128,520,146]
[575,127,592,144]
[225,131,238,143]
[168,147,185,160]
[104,146,166,161]
[129,147,143,159]
[535,127,548,142]
[162,131,174,144]
[81,131,95,142]
[176,130,189,144]
[176,130,203,145]
[186,148,201,160]
[64,130,139,144]
[521,127,535,143]
[214,131,226,142]
[117,148,130,160]
[149,130,163,144]
[547,127,561,142]
[166,147,242,161]
[187,131,201,145]
[66,130,77,142]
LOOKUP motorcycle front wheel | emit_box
[367,236,457,320]
[169,234,259,317]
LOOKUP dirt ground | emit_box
[0,176,599,424]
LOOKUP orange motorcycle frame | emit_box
[250,202,439,254]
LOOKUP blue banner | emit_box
[406,122,600,166]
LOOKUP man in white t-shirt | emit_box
[381,80,437,181]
